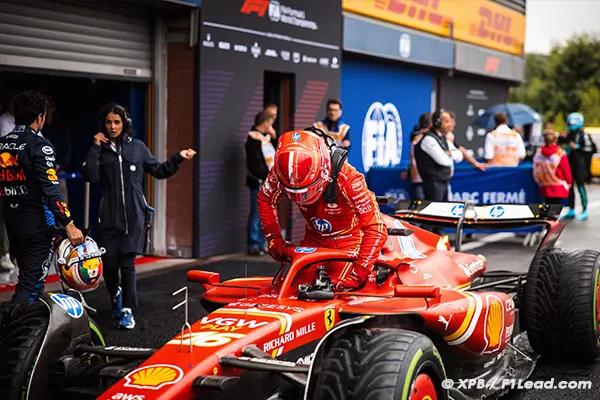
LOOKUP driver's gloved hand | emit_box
[333,266,370,292]
[267,237,290,262]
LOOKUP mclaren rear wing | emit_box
[376,198,565,252]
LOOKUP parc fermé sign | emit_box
[342,0,525,56]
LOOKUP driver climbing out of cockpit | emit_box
[257,129,388,292]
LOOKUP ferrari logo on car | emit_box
[325,309,335,331]
[123,364,184,390]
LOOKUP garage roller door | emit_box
[0,0,152,80]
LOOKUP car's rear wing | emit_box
[375,198,565,252]
[390,200,562,228]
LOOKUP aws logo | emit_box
[240,0,270,17]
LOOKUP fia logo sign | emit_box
[362,102,403,172]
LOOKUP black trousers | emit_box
[423,179,449,202]
[103,253,137,310]
[583,152,593,184]
[568,158,588,210]
[10,230,53,304]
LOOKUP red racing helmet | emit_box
[275,130,332,206]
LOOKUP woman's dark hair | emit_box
[97,102,134,135]
[13,90,48,126]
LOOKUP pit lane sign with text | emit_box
[201,0,342,72]
[204,0,341,47]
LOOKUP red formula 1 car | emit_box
[3,200,599,400]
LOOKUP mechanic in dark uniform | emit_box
[414,109,463,202]
[0,90,84,304]
[82,103,196,329]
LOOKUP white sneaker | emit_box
[0,253,15,272]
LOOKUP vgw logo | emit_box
[362,102,403,172]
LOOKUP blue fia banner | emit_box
[341,56,434,175]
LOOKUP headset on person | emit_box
[113,104,133,127]
[302,125,348,203]
[431,108,446,129]
[97,103,133,131]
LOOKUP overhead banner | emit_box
[342,0,525,55]
[210,0,341,45]
[455,42,525,82]
[343,14,454,69]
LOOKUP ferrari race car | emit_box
[1,200,599,400]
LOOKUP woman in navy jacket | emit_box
[83,103,195,329]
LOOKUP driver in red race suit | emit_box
[257,130,388,291]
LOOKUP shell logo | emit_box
[482,295,504,353]
[123,364,184,390]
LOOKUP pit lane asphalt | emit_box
[85,184,600,400]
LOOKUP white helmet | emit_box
[54,236,105,293]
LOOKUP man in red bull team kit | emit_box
[0,90,84,305]
[257,129,387,292]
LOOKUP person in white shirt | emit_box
[0,94,16,138]
[414,109,463,202]
[484,112,526,166]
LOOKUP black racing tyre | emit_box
[0,302,50,400]
[524,248,600,361]
[312,328,448,400]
